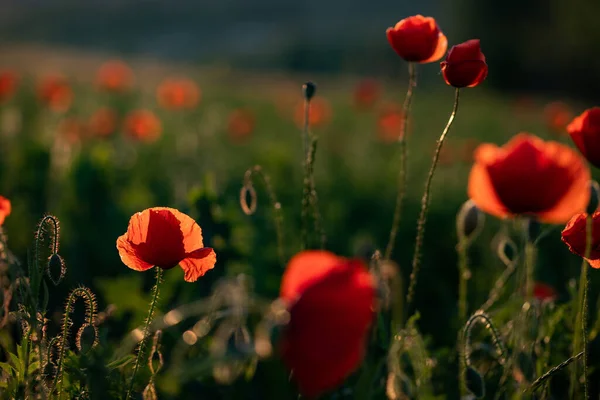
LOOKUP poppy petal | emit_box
[422,32,448,63]
[180,247,217,282]
[116,234,154,272]
[167,208,204,253]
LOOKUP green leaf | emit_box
[106,355,135,370]
[0,361,16,376]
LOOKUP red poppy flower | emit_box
[227,108,255,143]
[38,75,73,112]
[441,39,487,88]
[280,251,375,397]
[377,104,405,143]
[533,282,557,302]
[0,196,11,226]
[567,107,600,168]
[354,78,381,110]
[117,207,217,282]
[544,101,573,136]
[123,110,162,142]
[468,133,590,223]
[294,97,331,128]
[386,15,447,63]
[89,107,118,138]
[156,78,200,110]
[96,60,134,92]
[561,212,600,269]
[0,70,18,103]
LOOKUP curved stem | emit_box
[126,267,163,399]
[405,88,461,314]
[385,62,416,260]
[457,239,469,396]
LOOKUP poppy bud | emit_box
[456,199,484,242]
[465,366,485,398]
[524,218,541,243]
[587,180,600,214]
[302,81,316,101]
[497,237,517,267]
[76,323,98,353]
[47,253,66,286]
[441,39,488,88]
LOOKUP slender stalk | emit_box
[524,242,536,300]
[301,98,311,250]
[405,88,461,314]
[385,62,416,260]
[457,239,469,397]
[126,267,163,399]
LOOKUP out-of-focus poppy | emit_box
[354,78,381,110]
[116,207,217,282]
[533,282,557,302]
[0,196,11,226]
[227,108,255,142]
[58,117,86,145]
[123,110,162,143]
[468,133,590,223]
[280,250,375,397]
[0,70,18,103]
[561,212,600,269]
[438,143,455,166]
[89,108,118,138]
[38,74,73,112]
[156,78,200,110]
[567,107,600,168]
[377,104,405,143]
[459,138,480,163]
[294,97,331,128]
[544,101,573,136]
[441,39,487,88]
[96,60,134,92]
[386,15,447,63]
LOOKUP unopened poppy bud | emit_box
[497,237,517,267]
[524,218,541,243]
[587,180,600,214]
[456,200,484,242]
[302,82,316,101]
[465,366,485,398]
[47,253,66,286]
[76,323,98,353]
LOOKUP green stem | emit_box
[385,62,416,261]
[405,88,461,315]
[301,99,312,250]
[457,239,469,397]
[524,242,536,300]
[126,267,163,399]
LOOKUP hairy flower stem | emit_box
[126,267,163,400]
[572,215,592,399]
[405,88,460,314]
[524,242,536,300]
[385,62,416,261]
[457,239,469,397]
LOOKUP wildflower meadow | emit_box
[1,9,600,400]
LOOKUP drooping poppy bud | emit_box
[386,15,447,63]
[456,199,484,242]
[441,39,488,88]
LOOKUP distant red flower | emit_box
[544,101,573,136]
[294,97,331,128]
[441,39,487,88]
[156,78,200,110]
[386,15,447,63]
[459,138,480,163]
[567,107,600,168]
[0,196,11,226]
[124,110,162,142]
[58,117,86,144]
[38,75,73,112]
[468,133,590,223]
[354,78,381,110]
[227,108,255,142]
[377,104,405,142]
[89,107,118,138]
[280,251,375,397]
[117,207,217,282]
[562,212,600,269]
[533,282,557,302]
[0,70,19,103]
[96,60,134,92]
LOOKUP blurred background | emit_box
[0,1,599,398]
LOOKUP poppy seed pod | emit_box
[302,81,316,101]
[587,181,600,214]
[456,199,484,242]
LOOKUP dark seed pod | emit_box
[302,81,317,101]
[465,366,485,399]
[456,200,484,242]
[47,253,66,286]
[587,180,600,214]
